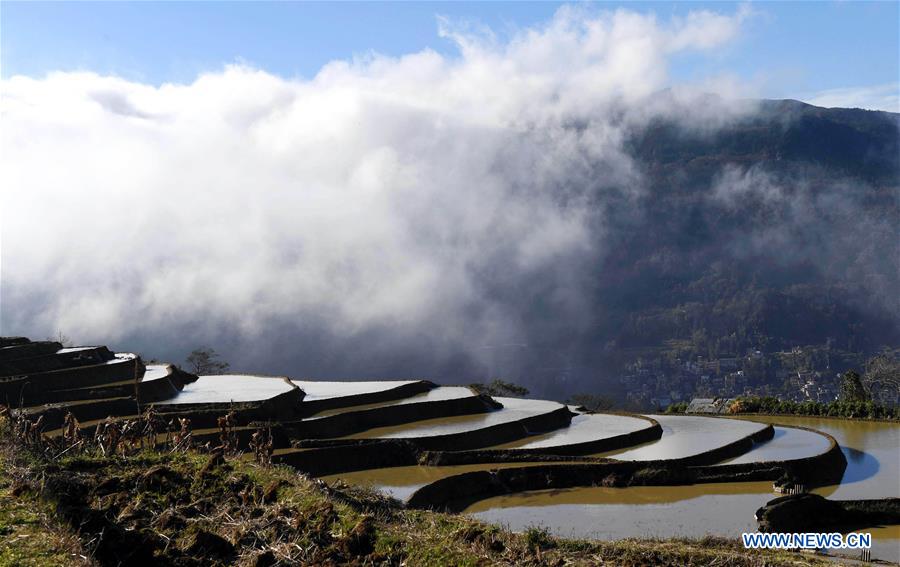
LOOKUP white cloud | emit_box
[803,82,900,113]
[0,6,751,357]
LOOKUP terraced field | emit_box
[4,335,894,561]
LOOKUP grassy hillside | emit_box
[0,414,837,566]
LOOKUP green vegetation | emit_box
[839,370,869,403]
[664,401,689,414]
[0,448,89,567]
[523,526,556,551]
[722,368,897,419]
[727,396,898,420]
[0,408,837,566]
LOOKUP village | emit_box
[619,346,846,411]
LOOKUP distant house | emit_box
[719,357,739,371]
[686,398,717,413]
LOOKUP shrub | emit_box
[727,396,896,419]
[523,526,556,550]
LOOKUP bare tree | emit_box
[864,351,900,406]
[185,347,230,375]
[47,330,72,347]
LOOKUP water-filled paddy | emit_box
[322,461,582,501]
[596,414,768,461]
[738,416,900,500]
[467,482,900,562]
[142,364,173,382]
[465,416,900,562]
[309,386,475,418]
[718,425,832,464]
[348,396,564,439]
[491,412,651,449]
[163,374,295,404]
[66,363,174,390]
[466,481,772,538]
[852,525,900,564]
[54,347,96,354]
[293,380,419,400]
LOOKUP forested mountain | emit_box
[510,100,900,397]
[253,99,899,399]
[604,101,897,345]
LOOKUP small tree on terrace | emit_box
[186,347,230,375]
[47,330,73,347]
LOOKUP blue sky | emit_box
[2,1,898,109]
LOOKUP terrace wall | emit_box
[406,424,846,513]
[297,380,437,417]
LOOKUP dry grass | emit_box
[0,410,841,567]
[0,447,94,566]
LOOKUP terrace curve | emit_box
[422,412,663,466]
[0,335,854,535]
[599,414,773,465]
[718,425,834,465]
[293,379,436,417]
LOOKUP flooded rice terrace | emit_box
[467,416,900,562]
[494,412,651,449]
[348,397,563,439]
[162,374,295,404]
[129,371,900,561]
[597,414,769,460]
[8,337,898,564]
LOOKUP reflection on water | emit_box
[165,374,294,404]
[467,483,770,542]
[595,415,768,461]
[466,417,899,563]
[491,413,650,449]
[466,482,900,563]
[851,525,900,564]
[718,426,832,465]
[348,397,564,439]
[466,481,774,511]
[294,380,417,400]
[837,446,880,486]
[322,461,581,501]
[310,386,475,418]
[738,416,898,500]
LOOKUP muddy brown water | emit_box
[321,411,656,500]
[466,416,900,563]
[739,416,900,501]
[320,461,585,501]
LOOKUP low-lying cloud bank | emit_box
[804,82,900,113]
[2,6,896,387]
